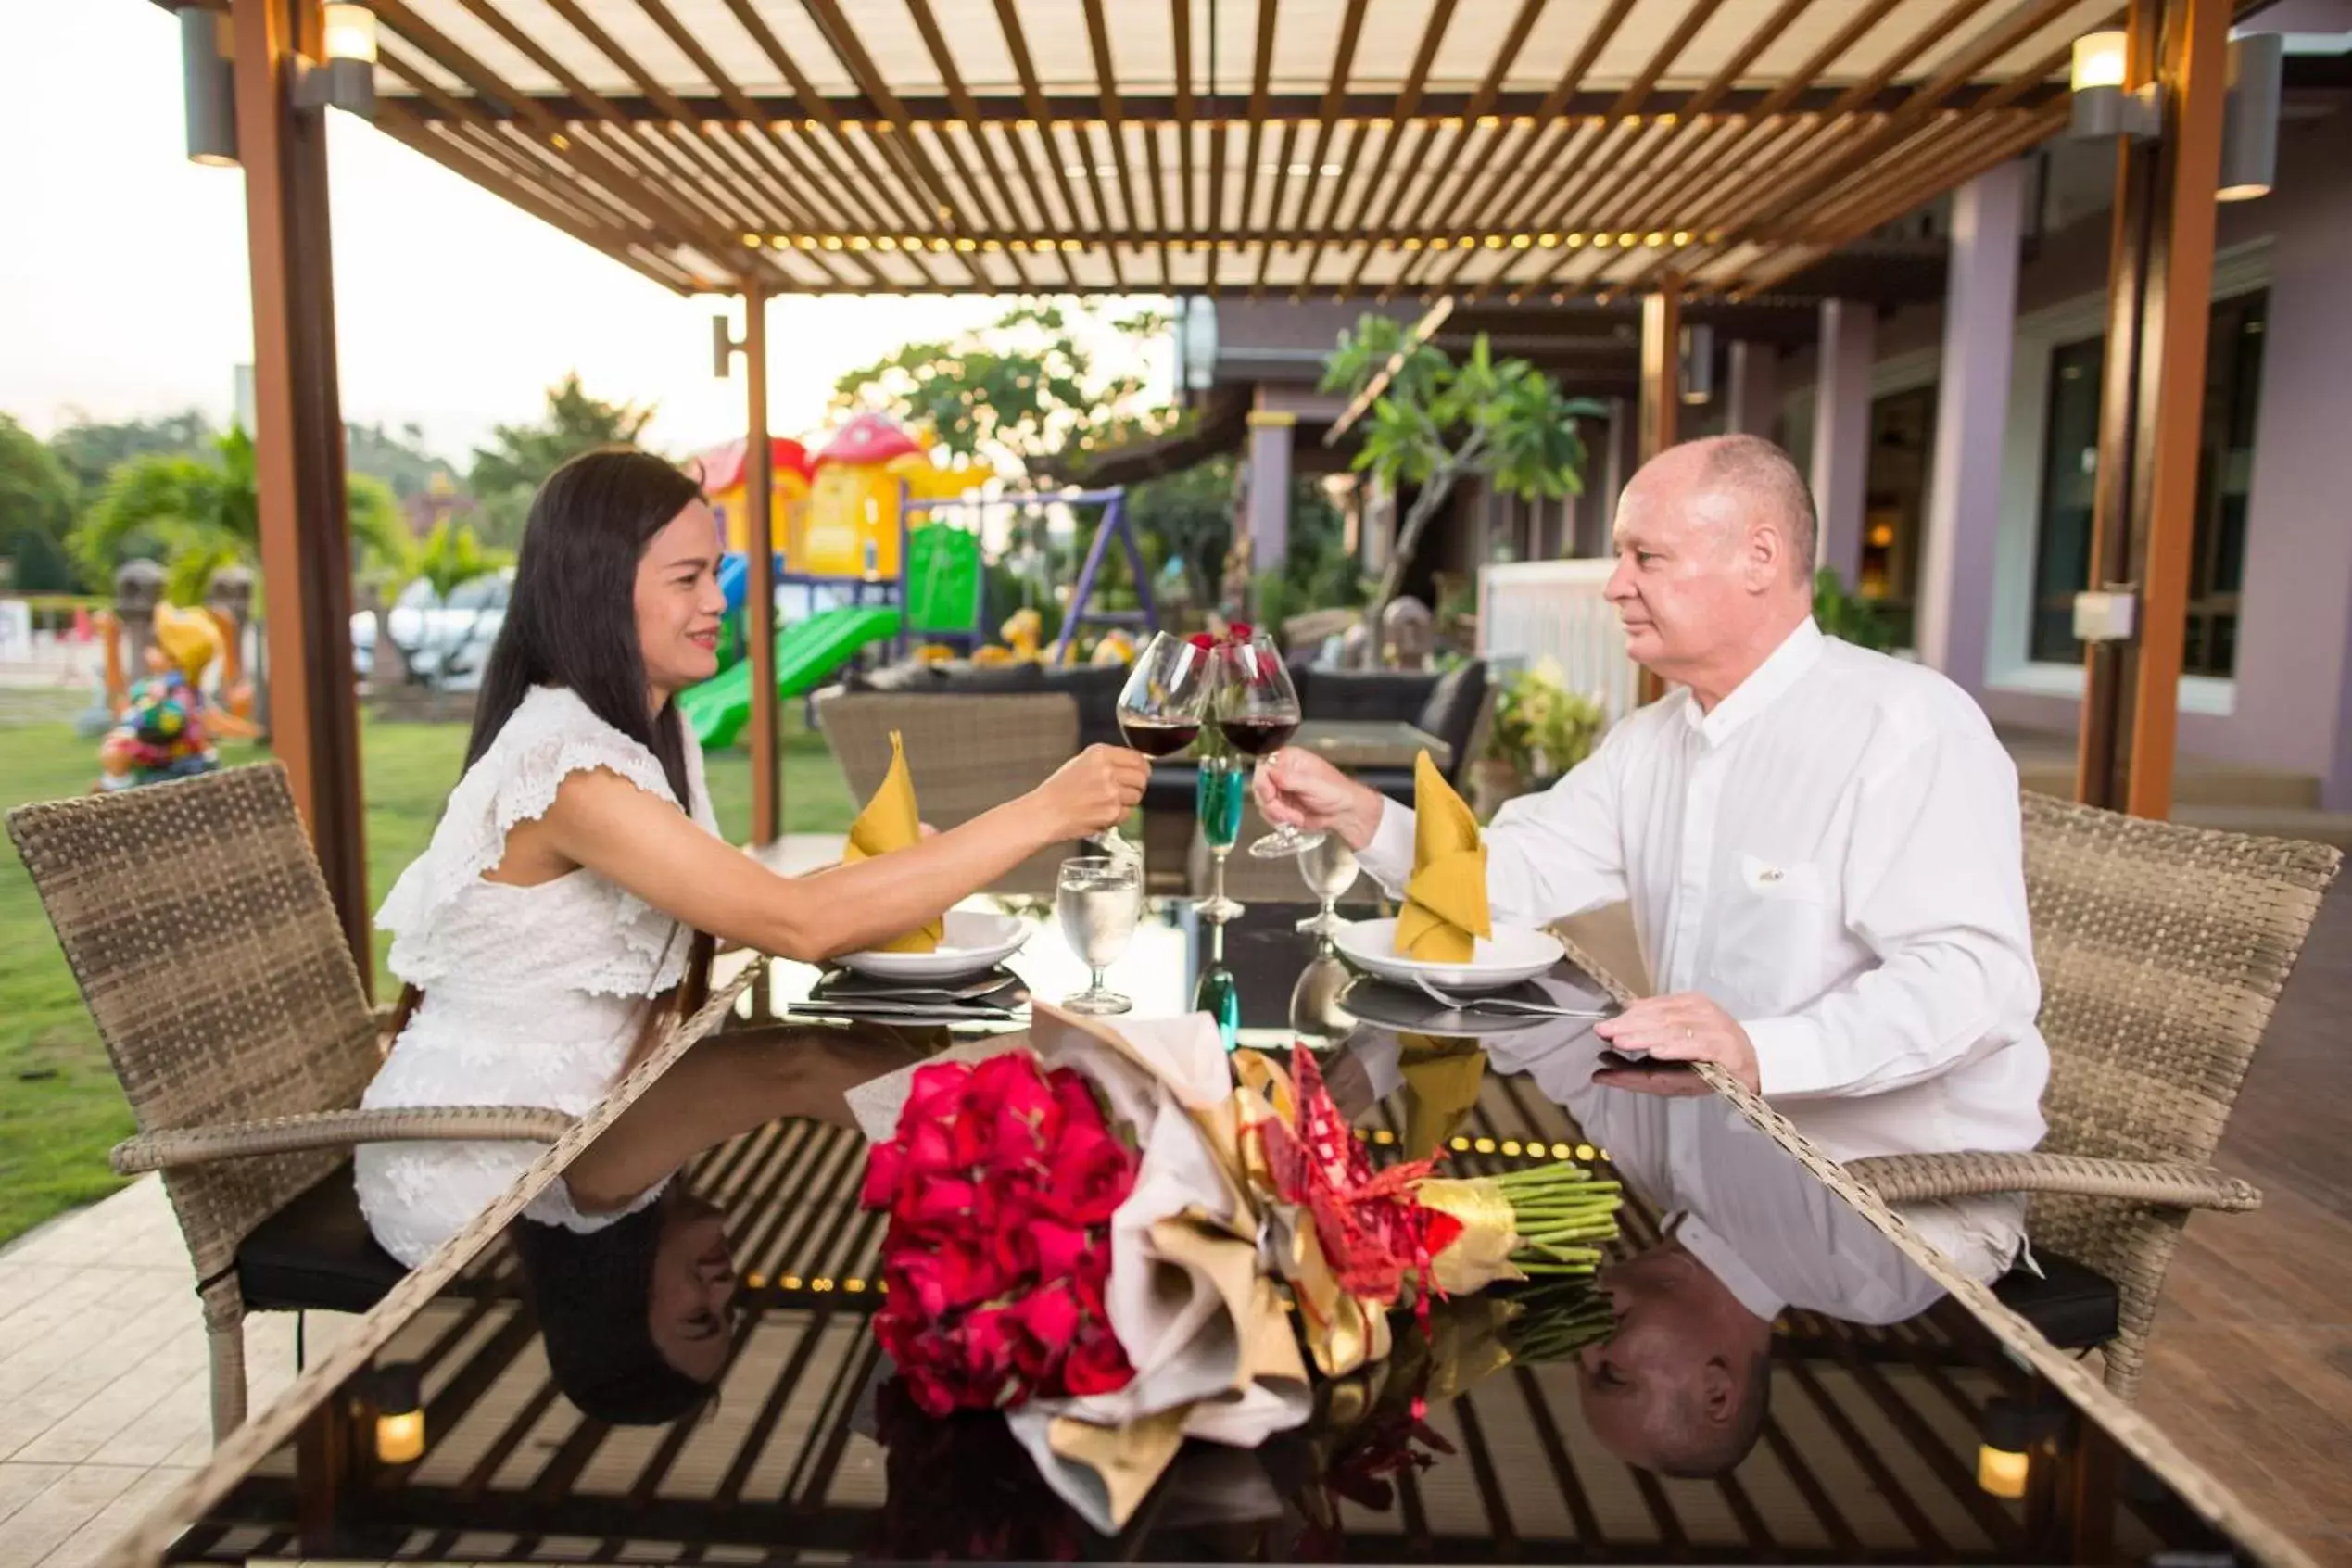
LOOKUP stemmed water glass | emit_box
[1296,834,1359,935]
[1056,855,1141,1015]
[1215,632,1326,861]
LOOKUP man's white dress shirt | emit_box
[1359,618,2049,1162]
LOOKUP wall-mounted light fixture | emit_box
[181,6,238,167]
[2068,31,2161,141]
[293,3,377,119]
[2218,32,2283,201]
[1679,323,1715,406]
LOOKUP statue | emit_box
[95,602,256,792]
[1381,596,1435,671]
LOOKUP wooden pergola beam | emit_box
[1289,0,1372,297]
[1320,0,1459,297]
[992,0,1115,288]
[233,0,369,979]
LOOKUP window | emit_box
[2028,291,2267,673]
[1860,386,1937,650]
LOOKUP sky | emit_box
[0,1,1169,469]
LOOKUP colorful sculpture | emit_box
[96,603,256,791]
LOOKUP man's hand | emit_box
[1253,747,1386,851]
[1592,993,1760,1094]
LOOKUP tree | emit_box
[70,426,411,603]
[46,411,213,502]
[1321,315,1601,659]
[1,414,80,590]
[467,373,658,549]
[348,419,456,500]
[830,302,1160,477]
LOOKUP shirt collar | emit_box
[1681,618,1827,748]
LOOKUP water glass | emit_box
[1056,855,1141,1015]
[1195,754,1246,923]
[1296,834,1359,934]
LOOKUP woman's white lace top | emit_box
[355,685,719,1268]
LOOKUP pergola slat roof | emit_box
[364,0,2120,300]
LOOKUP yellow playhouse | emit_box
[699,414,981,582]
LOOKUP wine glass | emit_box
[1103,631,1212,872]
[1296,834,1359,935]
[1215,632,1326,860]
[1195,753,1246,922]
[1056,855,1141,1015]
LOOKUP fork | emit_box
[1408,972,1612,1018]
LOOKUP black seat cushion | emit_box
[1144,762,1198,815]
[1414,662,1488,782]
[1041,664,1132,752]
[1299,668,1440,724]
[236,1162,408,1316]
[847,659,1047,696]
[1992,1250,2118,1349]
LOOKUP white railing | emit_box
[1476,560,1640,725]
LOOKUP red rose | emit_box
[1059,1321,1135,1397]
[1227,621,1255,643]
[1187,632,1217,651]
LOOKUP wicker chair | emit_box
[815,690,1082,894]
[6,764,571,1440]
[1844,790,2342,1399]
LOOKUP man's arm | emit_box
[1739,720,2040,1100]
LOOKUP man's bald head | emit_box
[1604,435,1822,704]
[1627,435,1817,584]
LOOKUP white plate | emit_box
[835,910,1031,981]
[1329,917,1566,993]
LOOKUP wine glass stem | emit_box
[1090,966,1106,995]
[1211,845,1229,906]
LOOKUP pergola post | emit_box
[1808,299,1876,591]
[2076,0,2231,816]
[1638,282,1682,704]
[742,282,779,847]
[233,0,369,985]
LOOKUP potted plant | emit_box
[1474,660,1605,817]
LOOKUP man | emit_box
[1259,435,2048,1171]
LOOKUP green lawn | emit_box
[0,696,854,1246]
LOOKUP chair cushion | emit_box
[1144,762,1198,815]
[1301,669,1440,724]
[1041,664,1132,752]
[1992,1250,2118,1349]
[236,1162,408,1315]
[850,659,1048,696]
[1415,662,1489,775]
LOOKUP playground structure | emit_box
[93,593,261,791]
[678,413,1157,748]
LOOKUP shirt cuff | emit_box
[1742,1015,1840,1099]
[1358,797,1418,895]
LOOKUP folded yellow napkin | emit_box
[841,731,942,953]
[1395,751,1490,963]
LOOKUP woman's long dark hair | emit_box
[509,1195,716,1425]
[391,447,715,1058]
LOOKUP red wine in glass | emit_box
[1217,716,1298,756]
[1119,716,1201,757]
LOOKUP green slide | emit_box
[679,603,903,749]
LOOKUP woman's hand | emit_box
[1029,744,1152,841]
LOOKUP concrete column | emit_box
[1916,160,2026,693]
[1726,341,1779,440]
[1246,410,1296,571]
[1809,300,1875,588]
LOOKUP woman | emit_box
[357,447,1148,1269]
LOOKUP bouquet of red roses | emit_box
[861,1052,1142,1417]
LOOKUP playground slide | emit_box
[678,603,903,750]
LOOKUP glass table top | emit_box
[151,902,2264,1565]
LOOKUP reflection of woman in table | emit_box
[357,448,1147,1275]
[509,1023,923,1424]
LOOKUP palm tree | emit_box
[70,426,412,601]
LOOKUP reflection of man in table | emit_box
[1483,1019,2014,1478]
[1258,436,2049,1170]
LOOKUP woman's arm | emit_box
[533,743,1148,962]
